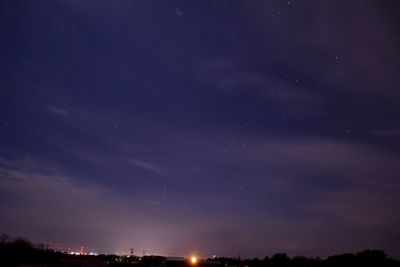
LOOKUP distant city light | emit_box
[190,256,198,264]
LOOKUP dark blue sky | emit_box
[1,0,400,258]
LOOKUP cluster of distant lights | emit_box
[59,247,98,256]
[58,249,202,263]
[68,251,98,256]
[58,252,200,263]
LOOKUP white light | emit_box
[190,256,198,264]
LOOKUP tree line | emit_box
[1,234,399,267]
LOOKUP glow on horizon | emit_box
[190,256,198,264]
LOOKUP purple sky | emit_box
[1,0,400,259]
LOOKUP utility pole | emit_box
[129,247,145,257]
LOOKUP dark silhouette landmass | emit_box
[1,235,399,267]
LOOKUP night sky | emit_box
[1,0,400,259]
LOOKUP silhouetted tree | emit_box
[271,253,290,267]
[0,233,10,243]
[327,253,357,267]
[356,250,387,266]
[1,236,400,267]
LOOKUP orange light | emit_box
[190,256,198,264]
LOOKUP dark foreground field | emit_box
[1,238,399,267]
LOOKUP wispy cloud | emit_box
[47,106,70,116]
[0,158,170,253]
[128,158,164,175]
